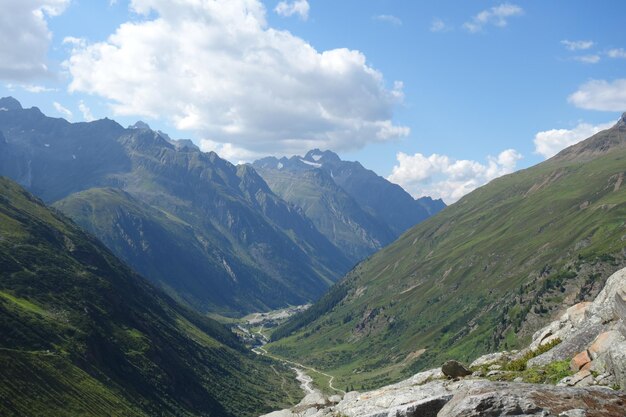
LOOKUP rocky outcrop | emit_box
[526,268,626,389]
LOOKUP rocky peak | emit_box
[617,112,626,128]
[303,149,341,164]
[0,96,23,111]
[128,121,151,130]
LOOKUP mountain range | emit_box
[0,176,299,416]
[0,97,440,316]
[253,149,445,262]
[268,113,626,390]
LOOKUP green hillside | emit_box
[0,177,300,416]
[268,116,626,390]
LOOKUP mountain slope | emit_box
[253,149,445,262]
[268,115,626,390]
[0,99,351,315]
[0,176,300,416]
[253,164,395,262]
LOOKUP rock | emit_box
[559,370,594,387]
[407,368,444,386]
[332,379,455,417]
[469,351,509,368]
[559,409,587,417]
[438,381,626,417]
[486,370,504,377]
[442,360,472,378]
[471,370,484,378]
[528,321,604,368]
[570,350,592,372]
[488,364,502,371]
[605,340,626,389]
[327,395,342,404]
[588,331,624,359]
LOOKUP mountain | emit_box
[0,176,300,416]
[0,98,351,315]
[268,114,626,390]
[252,149,445,262]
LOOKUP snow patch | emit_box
[72,155,77,160]
[311,153,322,161]
[0,108,7,111]
[277,162,284,169]
[300,158,322,168]
[44,144,50,148]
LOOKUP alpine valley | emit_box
[2,96,626,417]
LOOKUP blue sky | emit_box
[1,1,625,202]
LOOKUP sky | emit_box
[1,0,625,203]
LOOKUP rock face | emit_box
[526,268,626,389]
[441,360,472,378]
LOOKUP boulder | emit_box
[570,350,591,372]
[441,360,472,378]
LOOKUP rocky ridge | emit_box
[260,267,626,416]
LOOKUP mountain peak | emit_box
[304,149,340,163]
[617,112,626,128]
[0,96,23,111]
[129,120,151,130]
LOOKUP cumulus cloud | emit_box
[275,0,309,20]
[534,121,614,159]
[430,18,451,33]
[65,0,408,157]
[53,101,73,119]
[463,3,523,33]
[568,79,626,111]
[387,149,522,203]
[78,100,95,121]
[607,48,626,59]
[561,40,594,51]
[373,15,402,26]
[0,0,69,81]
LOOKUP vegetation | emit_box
[268,121,626,390]
[0,177,301,416]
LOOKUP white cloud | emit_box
[387,149,522,203]
[53,101,73,119]
[607,48,626,59]
[65,0,408,157]
[561,40,594,51]
[274,0,309,20]
[430,18,451,33]
[78,100,95,121]
[0,0,69,81]
[568,79,626,112]
[534,121,614,159]
[463,3,523,33]
[573,54,600,64]
[374,15,402,26]
[6,83,57,93]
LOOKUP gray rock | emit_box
[438,381,626,417]
[469,351,509,368]
[442,360,472,378]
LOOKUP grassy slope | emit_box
[268,123,626,390]
[0,177,300,416]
